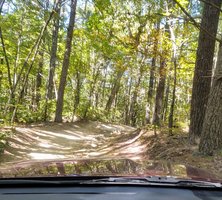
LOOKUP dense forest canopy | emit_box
[0,0,222,155]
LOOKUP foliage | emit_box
[0,0,200,128]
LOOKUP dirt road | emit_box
[0,121,148,163]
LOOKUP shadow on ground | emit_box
[0,121,149,163]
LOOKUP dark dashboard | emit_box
[0,185,221,200]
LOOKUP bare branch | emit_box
[172,0,221,43]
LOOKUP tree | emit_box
[145,23,159,124]
[189,0,222,143]
[44,1,61,120]
[0,0,200,127]
[199,43,222,155]
[152,58,167,127]
[105,68,125,112]
[55,0,77,122]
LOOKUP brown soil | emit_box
[0,122,221,178]
[143,128,222,178]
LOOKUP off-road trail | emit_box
[0,121,148,163]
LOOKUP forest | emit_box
[0,0,222,159]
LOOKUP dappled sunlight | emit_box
[38,142,53,148]
[97,124,115,130]
[29,153,66,160]
[38,130,82,140]
[123,144,147,154]
[0,121,146,163]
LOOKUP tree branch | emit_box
[0,27,12,90]
[0,0,12,90]
[172,0,221,43]
[0,0,5,14]
[198,0,222,13]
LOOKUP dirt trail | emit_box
[0,121,148,163]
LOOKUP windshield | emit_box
[0,0,222,182]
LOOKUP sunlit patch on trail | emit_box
[0,121,142,163]
[39,130,81,140]
[29,153,65,160]
[38,142,53,148]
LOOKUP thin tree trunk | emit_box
[167,17,178,135]
[83,63,100,118]
[47,4,61,100]
[11,4,57,123]
[146,58,156,124]
[0,0,5,13]
[146,22,159,124]
[125,77,132,125]
[44,3,61,120]
[55,0,77,122]
[0,0,10,102]
[168,60,177,134]
[189,0,222,143]
[130,67,143,126]
[152,58,167,127]
[36,51,44,108]
[162,77,170,122]
[0,28,12,92]
[72,71,81,121]
[105,69,124,112]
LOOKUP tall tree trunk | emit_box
[189,0,222,143]
[72,71,81,121]
[83,63,100,118]
[47,3,61,100]
[105,69,124,112]
[146,58,156,124]
[55,0,77,122]
[125,77,132,125]
[168,60,177,134]
[146,22,159,124]
[167,17,178,134]
[44,3,61,120]
[152,58,167,127]
[36,51,44,108]
[11,3,57,123]
[199,43,222,155]
[162,77,170,122]
[130,67,143,126]
[0,27,12,92]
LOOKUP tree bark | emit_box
[167,17,178,134]
[0,0,5,13]
[162,77,170,122]
[125,76,132,125]
[130,66,143,126]
[11,3,57,123]
[152,58,167,126]
[72,71,81,121]
[36,51,44,108]
[47,4,61,100]
[55,0,77,122]
[105,69,124,112]
[146,23,159,124]
[44,3,61,120]
[199,43,222,155]
[189,0,222,143]
[168,60,177,134]
[0,27,12,91]
[146,57,156,124]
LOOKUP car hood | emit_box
[0,158,221,182]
